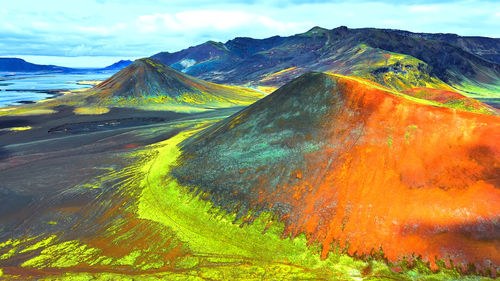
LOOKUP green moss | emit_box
[113,250,142,266]
[6,118,495,280]
[133,122,480,280]
[0,237,38,260]
[19,235,57,254]
[21,240,101,268]
[451,75,500,98]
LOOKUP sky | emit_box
[1,0,499,67]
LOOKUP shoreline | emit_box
[0,89,65,107]
[0,80,104,108]
[75,80,103,86]
[0,72,108,108]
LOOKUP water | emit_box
[0,72,115,107]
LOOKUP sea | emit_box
[0,71,116,107]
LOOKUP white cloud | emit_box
[2,23,22,33]
[1,0,499,66]
[409,5,439,13]
[136,10,308,34]
[137,14,162,33]
[67,44,92,56]
[32,22,50,29]
[77,23,126,36]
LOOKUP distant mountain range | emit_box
[101,59,133,71]
[0,58,71,72]
[0,57,132,73]
[387,29,500,63]
[151,26,500,98]
[3,26,500,99]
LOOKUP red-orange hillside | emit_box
[173,73,500,273]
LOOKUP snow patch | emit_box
[180,59,196,69]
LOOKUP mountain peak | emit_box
[93,58,200,98]
[89,58,264,110]
[308,26,327,32]
[173,72,500,270]
[301,26,329,36]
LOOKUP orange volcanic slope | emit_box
[283,76,500,268]
[174,73,500,272]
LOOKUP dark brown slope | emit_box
[386,29,500,64]
[151,26,500,96]
[86,58,264,108]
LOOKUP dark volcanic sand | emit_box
[0,106,242,241]
[0,105,188,145]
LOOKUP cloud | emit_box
[0,0,499,66]
[77,23,126,36]
[409,5,439,12]
[136,10,308,34]
[32,22,50,29]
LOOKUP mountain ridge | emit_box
[102,59,133,70]
[151,26,500,98]
[0,57,133,73]
[0,58,70,72]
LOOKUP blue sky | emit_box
[1,0,499,67]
